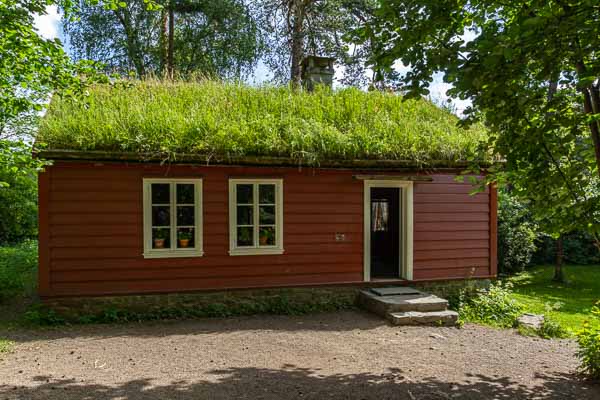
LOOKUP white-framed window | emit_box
[142,178,203,258]
[228,179,284,256]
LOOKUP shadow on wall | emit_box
[1,367,598,400]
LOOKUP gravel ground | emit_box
[1,310,598,400]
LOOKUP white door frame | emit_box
[363,180,414,281]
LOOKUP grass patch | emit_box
[0,338,13,353]
[38,80,488,165]
[506,265,600,334]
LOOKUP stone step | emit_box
[357,289,449,317]
[387,310,459,326]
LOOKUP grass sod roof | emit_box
[37,80,489,168]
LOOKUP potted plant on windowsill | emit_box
[154,229,168,249]
[259,229,274,246]
[178,230,192,248]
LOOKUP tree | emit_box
[64,0,263,79]
[255,0,397,88]
[0,0,108,189]
[358,0,600,251]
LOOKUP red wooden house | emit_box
[36,81,496,299]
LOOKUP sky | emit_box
[34,6,471,115]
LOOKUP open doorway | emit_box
[363,180,413,281]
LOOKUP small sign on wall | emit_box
[335,233,346,242]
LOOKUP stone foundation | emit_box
[42,287,360,322]
[41,279,491,322]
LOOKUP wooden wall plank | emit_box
[43,162,493,297]
[490,183,498,277]
[50,272,364,297]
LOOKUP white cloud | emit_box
[34,5,60,40]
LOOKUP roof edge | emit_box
[34,149,495,170]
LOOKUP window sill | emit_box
[143,250,204,259]
[228,248,284,256]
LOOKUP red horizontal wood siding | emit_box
[412,179,492,281]
[40,162,495,297]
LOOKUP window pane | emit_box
[237,226,254,246]
[259,184,275,204]
[177,227,195,249]
[176,184,195,204]
[236,184,253,204]
[152,206,170,226]
[177,206,195,226]
[259,226,276,246]
[152,228,171,249]
[259,205,275,224]
[237,205,253,226]
[151,183,170,204]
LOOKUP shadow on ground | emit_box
[1,310,389,343]
[1,366,598,400]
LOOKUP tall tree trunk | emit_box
[289,0,306,88]
[167,2,175,79]
[553,236,565,283]
[114,9,146,78]
[575,62,600,177]
[581,86,600,175]
[159,7,168,77]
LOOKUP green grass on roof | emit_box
[38,80,488,165]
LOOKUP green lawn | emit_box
[507,265,600,334]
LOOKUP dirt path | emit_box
[1,311,598,399]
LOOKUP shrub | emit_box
[576,302,600,380]
[538,317,569,339]
[497,191,538,274]
[458,281,523,328]
[0,240,38,302]
[24,304,65,326]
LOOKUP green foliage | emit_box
[64,0,262,79]
[497,190,538,274]
[538,317,568,339]
[24,294,356,326]
[38,80,488,164]
[359,0,600,240]
[1,0,106,187]
[458,281,523,328]
[24,304,65,326]
[534,232,600,266]
[0,338,13,353]
[0,240,38,303]
[576,302,600,380]
[0,147,38,244]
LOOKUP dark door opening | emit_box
[370,187,401,279]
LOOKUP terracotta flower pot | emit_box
[178,239,190,248]
[154,238,165,249]
[259,236,269,246]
